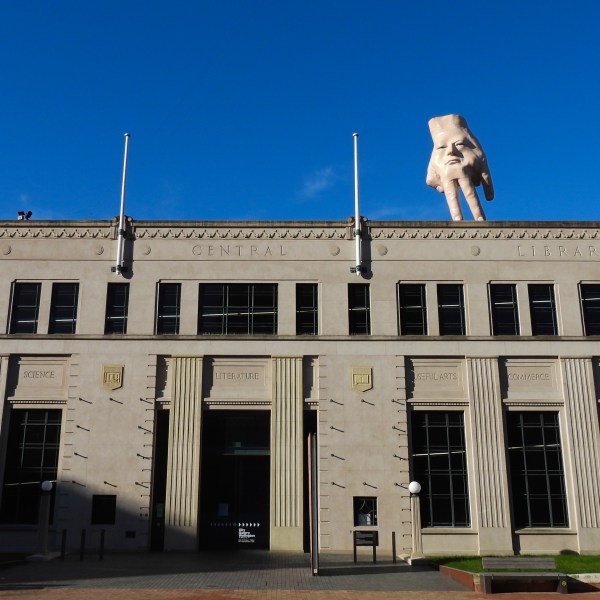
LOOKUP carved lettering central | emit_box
[193,244,288,258]
[415,372,457,381]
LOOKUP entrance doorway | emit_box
[199,410,270,549]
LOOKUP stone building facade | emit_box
[1,217,600,556]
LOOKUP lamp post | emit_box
[38,480,53,557]
[408,481,424,562]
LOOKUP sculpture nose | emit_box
[447,143,458,156]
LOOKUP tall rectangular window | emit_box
[105,283,129,334]
[437,284,465,335]
[410,411,470,527]
[49,283,79,334]
[198,283,278,334]
[580,284,600,335]
[9,282,41,333]
[156,283,181,334]
[507,412,568,528]
[0,409,62,524]
[296,283,318,335]
[399,284,427,335]
[528,284,558,335]
[348,283,370,335]
[490,284,519,335]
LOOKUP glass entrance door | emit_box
[199,410,270,549]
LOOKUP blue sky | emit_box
[1,1,599,222]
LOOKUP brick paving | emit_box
[1,551,600,599]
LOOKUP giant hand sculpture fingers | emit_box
[458,177,485,221]
[481,167,494,201]
[426,114,494,220]
[440,178,463,221]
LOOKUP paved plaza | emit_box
[1,551,600,600]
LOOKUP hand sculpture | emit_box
[426,114,494,221]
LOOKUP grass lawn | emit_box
[429,555,600,574]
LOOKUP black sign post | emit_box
[353,530,378,563]
[309,433,319,575]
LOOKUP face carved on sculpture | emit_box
[432,132,479,178]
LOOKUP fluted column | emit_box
[562,358,600,552]
[164,356,203,550]
[270,356,303,551]
[468,357,513,555]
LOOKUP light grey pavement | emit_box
[0,551,465,592]
[3,551,600,600]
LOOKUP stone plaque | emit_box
[9,357,69,401]
[501,359,560,401]
[102,365,124,391]
[407,358,466,400]
[205,358,270,402]
[351,367,373,392]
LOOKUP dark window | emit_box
[9,282,41,333]
[353,496,377,526]
[437,284,465,335]
[410,411,470,527]
[529,284,558,335]
[490,284,519,335]
[580,284,600,335]
[399,284,427,335]
[91,495,117,525]
[49,283,79,334]
[296,283,318,335]
[156,283,181,334]
[507,412,568,528]
[348,283,370,335]
[198,284,277,334]
[0,409,62,524]
[105,283,129,334]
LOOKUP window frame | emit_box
[105,282,130,334]
[437,283,466,336]
[580,283,600,336]
[9,282,41,334]
[489,283,520,335]
[198,283,278,335]
[528,283,558,336]
[348,283,371,335]
[296,283,318,335]
[0,409,62,524]
[506,411,568,529]
[410,410,471,528]
[48,282,79,334]
[155,282,181,335]
[398,283,428,335]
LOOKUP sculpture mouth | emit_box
[445,158,462,165]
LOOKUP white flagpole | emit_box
[353,132,362,275]
[114,133,131,275]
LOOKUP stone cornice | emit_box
[0,220,115,239]
[132,220,350,240]
[368,221,600,240]
[1,219,599,241]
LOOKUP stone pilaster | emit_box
[468,357,513,555]
[270,356,303,551]
[562,358,600,553]
[0,355,10,493]
[164,356,203,550]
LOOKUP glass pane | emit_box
[490,284,519,335]
[400,284,427,335]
